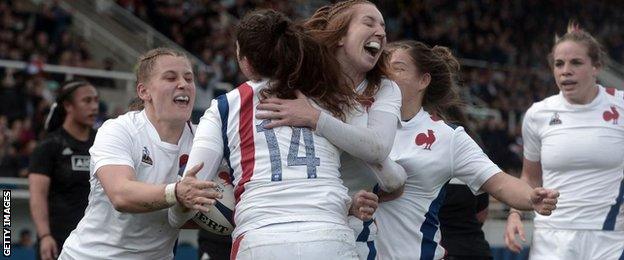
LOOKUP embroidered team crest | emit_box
[603,106,619,125]
[549,112,562,125]
[141,147,153,165]
[415,129,436,150]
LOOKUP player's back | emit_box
[213,80,350,238]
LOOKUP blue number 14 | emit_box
[256,120,320,181]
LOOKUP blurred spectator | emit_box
[15,229,33,249]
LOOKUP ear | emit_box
[592,65,600,78]
[338,36,345,47]
[137,82,150,102]
[63,101,73,115]
[418,73,431,91]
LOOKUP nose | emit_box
[561,62,573,76]
[375,24,386,39]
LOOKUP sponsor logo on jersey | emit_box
[141,147,153,165]
[62,147,73,155]
[415,129,436,150]
[603,106,619,125]
[71,156,90,171]
[549,112,562,125]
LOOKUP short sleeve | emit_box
[89,119,135,175]
[522,107,541,162]
[370,79,401,121]
[28,139,59,176]
[451,127,501,194]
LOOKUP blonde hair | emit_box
[136,47,188,83]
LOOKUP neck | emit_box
[62,120,91,142]
[339,60,365,88]
[401,93,424,121]
[145,107,185,144]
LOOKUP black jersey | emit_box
[28,128,96,246]
[439,183,492,259]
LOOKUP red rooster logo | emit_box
[415,129,436,150]
[603,106,619,125]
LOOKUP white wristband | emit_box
[165,182,178,206]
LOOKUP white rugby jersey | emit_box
[191,80,351,239]
[523,85,624,231]
[60,110,195,260]
[340,78,402,194]
[375,109,501,260]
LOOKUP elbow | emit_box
[109,194,133,213]
[380,171,407,192]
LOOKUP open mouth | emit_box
[364,41,381,57]
[560,80,577,88]
[173,95,190,106]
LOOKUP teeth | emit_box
[174,96,189,102]
[365,41,381,50]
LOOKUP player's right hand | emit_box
[39,235,58,260]
[504,212,526,253]
[176,163,223,213]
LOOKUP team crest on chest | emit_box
[415,129,436,150]
[549,112,562,125]
[603,106,619,125]
[141,146,153,165]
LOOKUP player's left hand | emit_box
[256,90,320,129]
[350,190,379,221]
[530,187,559,215]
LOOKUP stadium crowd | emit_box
[1,0,623,179]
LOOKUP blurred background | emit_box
[1,0,623,259]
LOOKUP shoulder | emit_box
[34,131,63,153]
[602,85,624,105]
[375,78,401,98]
[97,111,144,139]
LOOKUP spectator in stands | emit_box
[28,80,98,260]
[16,229,34,249]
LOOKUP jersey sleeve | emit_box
[522,106,541,162]
[186,99,225,181]
[90,119,135,175]
[451,127,502,195]
[28,139,58,176]
[369,79,402,121]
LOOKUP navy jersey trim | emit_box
[420,181,448,260]
[603,178,624,230]
[216,94,235,183]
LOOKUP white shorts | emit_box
[231,221,358,260]
[530,228,624,260]
[348,216,378,260]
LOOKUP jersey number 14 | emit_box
[257,119,320,181]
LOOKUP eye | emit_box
[554,61,563,67]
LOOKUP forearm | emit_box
[113,180,172,213]
[483,172,533,211]
[316,110,396,163]
[29,193,51,237]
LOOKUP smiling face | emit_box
[138,55,196,123]
[335,3,386,81]
[552,40,600,104]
